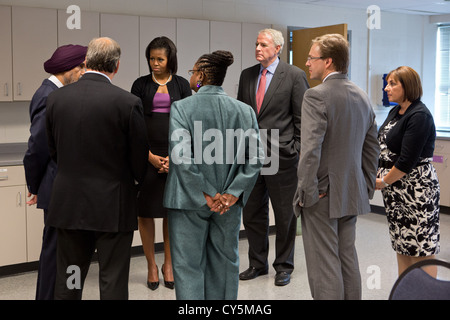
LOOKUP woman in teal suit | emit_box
[163,50,264,300]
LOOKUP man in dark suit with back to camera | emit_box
[237,28,309,286]
[45,37,149,300]
[23,44,87,300]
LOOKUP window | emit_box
[436,25,450,130]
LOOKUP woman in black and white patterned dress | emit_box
[376,66,440,277]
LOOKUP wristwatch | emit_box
[381,177,390,187]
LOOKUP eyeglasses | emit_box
[188,69,200,76]
[306,56,323,62]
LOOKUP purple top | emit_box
[152,92,171,113]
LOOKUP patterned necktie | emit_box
[256,69,267,113]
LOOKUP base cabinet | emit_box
[0,166,44,267]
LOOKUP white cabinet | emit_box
[12,6,57,101]
[433,139,450,207]
[0,6,13,102]
[210,21,242,98]
[58,10,100,46]
[0,166,44,266]
[139,17,176,77]
[0,166,27,266]
[26,204,44,262]
[101,13,140,91]
[176,19,210,81]
[0,185,27,266]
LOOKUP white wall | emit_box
[0,0,437,143]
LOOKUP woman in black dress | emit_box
[131,37,191,290]
[375,66,440,277]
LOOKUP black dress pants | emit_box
[242,164,298,273]
[54,228,133,300]
[35,209,57,300]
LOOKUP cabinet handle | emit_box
[17,82,22,96]
[17,191,22,207]
[4,83,8,97]
[0,175,8,181]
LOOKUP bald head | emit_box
[86,37,121,74]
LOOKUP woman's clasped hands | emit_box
[203,192,238,215]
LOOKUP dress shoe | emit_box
[162,264,174,290]
[147,280,159,290]
[239,266,268,280]
[147,266,159,290]
[274,271,291,286]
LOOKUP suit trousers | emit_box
[300,195,361,300]
[35,209,57,300]
[54,228,133,300]
[168,206,241,300]
[242,165,298,273]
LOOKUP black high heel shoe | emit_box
[162,264,174,289]
[147,266,159,290]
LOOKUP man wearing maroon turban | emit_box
[23,44,87,300]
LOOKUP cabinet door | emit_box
[12,6,57,101]
[241,23,270,70]
[26,205,44,262]
[176,19,209,82]
[210,21,241,98]
[0,6,12,102]
[101,13,139,91]
[58,9,100,46]
[139,17,176,77]
[0,185,27,266]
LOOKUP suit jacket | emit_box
[293,74,380,219]
[23,79,58,210]
[45,73,149,232]
[237,59,309,169]
[163,85,264,210]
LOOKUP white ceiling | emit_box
[275,0,450,15]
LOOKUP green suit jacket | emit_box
[163,85,264,211]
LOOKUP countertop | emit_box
[1,133,450,167]
[0,143,27,167]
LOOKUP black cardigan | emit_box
[130,74,192,115]
[379,100,436,174]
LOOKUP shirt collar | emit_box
[48,75,64,88]
[322,71,340,82]
[260,57,280,74]
[84,71,112,83]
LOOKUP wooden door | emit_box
[292,24,347,88]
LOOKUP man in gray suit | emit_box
[237,29,309,286]
[293,34,379,299]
